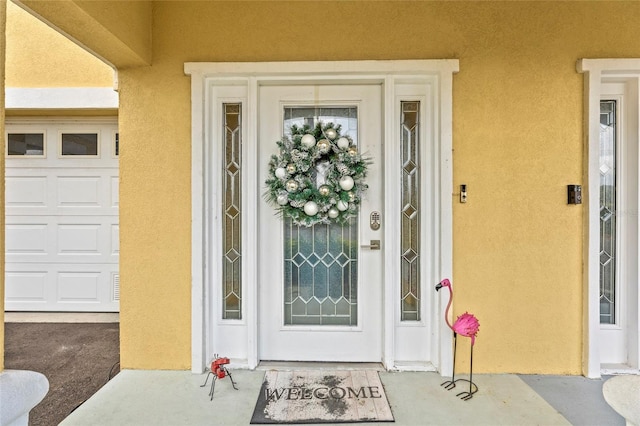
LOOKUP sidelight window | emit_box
[222,103,242,319]
[400,101,421,321]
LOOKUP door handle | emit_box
[360,240,381,250]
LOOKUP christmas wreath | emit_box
[265,122,369,227]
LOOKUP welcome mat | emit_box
[251,370,394,424]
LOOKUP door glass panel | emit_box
[282,106,358,326]
[283,217,358,325]
[599,100,616,325]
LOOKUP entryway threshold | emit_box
[257,361,384,371]
[601,363,640,375]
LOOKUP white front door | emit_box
[258,84,383,362]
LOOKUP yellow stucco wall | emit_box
[5,0,113,87]
[73,0,152,66]
[116,0,640,373]
[117,64,192,369]
[11,1,640,374]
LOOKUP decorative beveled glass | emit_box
[282,106,359,326]
[223,103,242,319]
[599,100,616,325]
[401,101,421,321]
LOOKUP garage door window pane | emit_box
[61,133,98,156]
[8,133,44,156]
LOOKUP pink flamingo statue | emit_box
[436,278,480,400]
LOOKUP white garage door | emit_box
[5,119,119,312]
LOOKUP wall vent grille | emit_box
[112,273,120,301]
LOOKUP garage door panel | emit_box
[6,172,118,216]
[57,176,101,206]
[7,216,118,264]
[58,223,101,254]
[55,216,118,262]
[55,266,118,310]
[6,175,48,207]
[6,263,119,312]
[54,170,118,215]
[6,223,48,254]
[58,271,100,301]
[6,120,119,312]
[5,270,48,302]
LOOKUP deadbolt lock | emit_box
[370,211,381,231]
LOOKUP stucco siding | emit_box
[10,0,640,373]
[116,1,640,373]
[118,65,192,370]
[6,0,114,88]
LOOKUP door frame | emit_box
[578,59,640,377]
[185,60,459,374]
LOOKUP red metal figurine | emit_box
[200,354,238,400]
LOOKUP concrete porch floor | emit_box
[60,368,625,425]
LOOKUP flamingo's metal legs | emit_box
[441,333,479,400]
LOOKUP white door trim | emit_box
[578,58,640,377]
[186,60,458,374]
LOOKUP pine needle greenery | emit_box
[265,122,370,227]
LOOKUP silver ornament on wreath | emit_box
[275,167,287,179]
[277,194,289,205]
[324,128,338,140]
[317,139,331,154]
[286,180,299,192]
[301,134,316,149]
[339,176,355,191]
[303,201,319,216]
